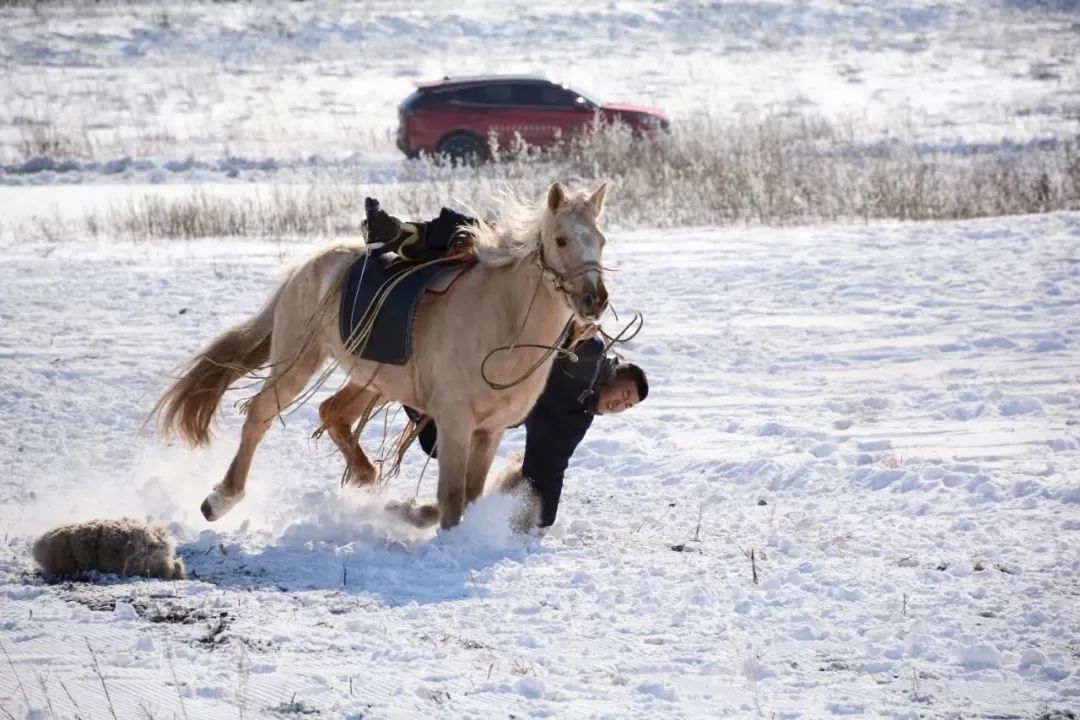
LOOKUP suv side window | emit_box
[448,84,514,106]
[483,84,514,105]
[509,83,542,106]
[510,83,578,108]
[540,85,579,108]
[432,82,579,108]
[431,88,468,106]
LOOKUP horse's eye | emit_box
[555,236,568,248]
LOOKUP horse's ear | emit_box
[547,182,566,212]
[587,183,608,217]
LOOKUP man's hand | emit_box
[571,321,600,345]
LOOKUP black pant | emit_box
[403,406,438,458]
[398,208,477,263]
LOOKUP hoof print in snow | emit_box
[272,694,320,715]
[198,613,232,648]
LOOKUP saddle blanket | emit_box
[338,253,474,365]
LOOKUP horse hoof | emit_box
[343,466,377,488]
[201,488,242,521]
[385,500,440,528]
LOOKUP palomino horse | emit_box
[153,182,610,529]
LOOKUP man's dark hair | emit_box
[613,363,648,403]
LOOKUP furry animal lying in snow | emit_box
[33,517,185,580]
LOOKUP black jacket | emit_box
[522,336,616,526]
[407,336,616,527]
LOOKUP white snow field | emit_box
[2,0,1080,718]
[2,0,1078,184]
[0,211,1078,718]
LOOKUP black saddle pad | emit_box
[339,254,472,365]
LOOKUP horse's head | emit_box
[539,182,609,321]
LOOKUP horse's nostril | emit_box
[583,292,595,308]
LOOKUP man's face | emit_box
[595,375,640,415]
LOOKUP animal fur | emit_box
[32,517,185,580]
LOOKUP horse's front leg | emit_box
[465,428,503,505]
[434,413,473,530]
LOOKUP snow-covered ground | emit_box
[1,210,1078,718]
[2,0,1078,185]
[2,1,1079,718]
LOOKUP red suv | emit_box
[396,75,669,161]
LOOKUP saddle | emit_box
[338,253,475,365]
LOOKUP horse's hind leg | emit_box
[316,383,379,487]
[201,315,325,521]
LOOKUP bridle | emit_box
[480,237,604,391]
[535,243,604,314]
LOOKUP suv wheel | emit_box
[436,132,486,165]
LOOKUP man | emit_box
[363,197,474,264]
[364,199,649,529]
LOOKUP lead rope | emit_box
[479,246,604,392]
[576,311,644,404]
[413,450,432,499]
[480,319,577,391]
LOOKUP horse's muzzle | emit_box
[578,280,609,320]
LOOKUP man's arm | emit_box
[403,406,438,458]
[545,336,617,407]
[563,336,605,380]
[521,407,594,527]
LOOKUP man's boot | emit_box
[364,197,421,255]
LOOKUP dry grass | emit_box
[97,186,368,241]
[16,122,96,161]
[36,112,1080,242]
[551,115,1080,227]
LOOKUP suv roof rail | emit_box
[417,74,550,90]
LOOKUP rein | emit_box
[480,317,576,391]
[536,244,602,311]
[479,244,604,392]
[575,311,644,404]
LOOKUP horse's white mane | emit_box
[462,191,543,268]
[462,187,599,268]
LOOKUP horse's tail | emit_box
[149,278,286,448]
